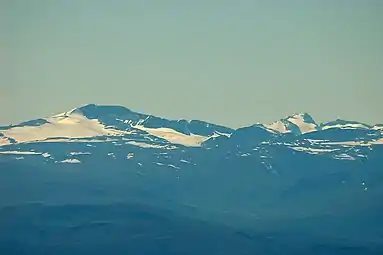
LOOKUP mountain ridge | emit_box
[2,104,380,135]
[1,104,382,149]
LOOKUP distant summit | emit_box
[265,113,318,135]
[0,104,381,147]
[319,119,372,130]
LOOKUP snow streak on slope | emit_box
[132,125,208,147]
[1,112,131,144]
[322,123,369,130]
[0,150,42,155]
[320,139,383,146]
[286,114,317,134]
[126,140,176,149]
[321,120,371,130]
[60,158,81,164]
[290,147,339,154]
[266,121,290,133]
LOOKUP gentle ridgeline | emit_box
[1,104,382,255]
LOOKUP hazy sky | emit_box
[2,0,382,128]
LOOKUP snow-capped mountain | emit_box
[1,104,381,155]
[320,119,372,130]
[0,104,233,147]
[1,104,382,254]
[1,104,382,175]
[265,113,318,134]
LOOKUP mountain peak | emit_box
[320,119,372,130]
[287,112,317,124]
[265,112,318,135]
[69,104,134,118]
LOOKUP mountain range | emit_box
[1,104,382,254]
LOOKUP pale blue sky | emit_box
[1,0,382,128]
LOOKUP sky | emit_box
[1,0,382,128]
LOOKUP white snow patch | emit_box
[126,141,175,149]
[42,152,51,158]
[0,150,41,155]
[322,123,369,130]
[287,115,317,134]
[211,131,232,138]
[306,139,330,143]
[34,138,113,144]
[321,141,373,146]
[132,125,208,147]
[306,139,383,147]
[168,164,180,169]
[60,158,81,163]
[70,152,91,156]
[2,112,132,144]
[333,154,356,160]
[291,147,339,154]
